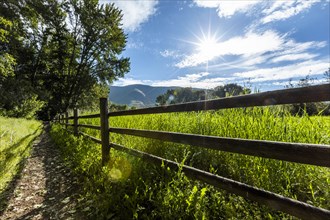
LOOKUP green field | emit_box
[51,107,330,219]
[0,117,42,211]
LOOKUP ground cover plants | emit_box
[51,106,330,219]
[0,116,42,211]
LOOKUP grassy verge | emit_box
[0,116,42,211]
[51,107,330,219]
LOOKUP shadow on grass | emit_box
[4,122,87,219]
[0,125,42,214]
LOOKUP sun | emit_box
[197,35,219,58]
[179,25,224,68]
[195,32,220,63]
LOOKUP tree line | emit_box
[0,0,129,120]
[156,83,251,105]
[155,74,330,116]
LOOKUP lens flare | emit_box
[107,157,132,181]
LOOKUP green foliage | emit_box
[0,16,12,42]
[0,0,130,119]
[109,103,131,112]
[51,107,330,219]
[0,116,42,211]
[213,83,251,98]
[78,83,110,111]
[156,83,251,105]
[0,16,15,78]
[286,75,330,116]
[0,78,45,119]
[324,68,330,83]
[156,88,212,105]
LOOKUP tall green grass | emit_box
[52,106,330,219]
[0,116,42,211]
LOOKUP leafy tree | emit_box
[77,83,110,111]
[324,68,330,83]
[0,16,15,78]
[109,103,130,112]
[156,84,250,106]
[156,88,208,105]
[213,83,250,98]
[286,75,322,116]
[0,0,130,119]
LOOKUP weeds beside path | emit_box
[0,123,86,220]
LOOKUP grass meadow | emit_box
[51,106,330,219]
[0,117,42,211]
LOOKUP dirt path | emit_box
[1,124,86,220]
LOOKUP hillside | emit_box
[109,84,180,107]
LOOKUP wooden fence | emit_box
[55,83,330,219]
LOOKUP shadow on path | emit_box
[0,127,41,214]
[1,123,88,220]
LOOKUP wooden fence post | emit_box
[74,108,79,136]
[100,98,110,166]
[65,112,69,129]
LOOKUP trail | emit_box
[1,123,86,220]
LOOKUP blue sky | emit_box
[104,0,329,91]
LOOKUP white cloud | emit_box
[233,59,329,82]
[127,41,143,49]
[113,77,150,86]
[113,59,329,89]
[283,40,326,54]
[261,0,320,24]
[175,29,326,69]
[113,72,232,89]
[160,49,182,59]
[176,30,285,68]
[151,72,231,88]
[271,77,328,87]
[108,0,158,32]
[271,53,318,63]
[193,0,320,24]
[194,0,260,18]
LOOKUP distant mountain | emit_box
[109,84,180,107]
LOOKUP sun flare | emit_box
[192,28,222,63]
[197,36,219,57]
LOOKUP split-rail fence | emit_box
[54,83,330,219]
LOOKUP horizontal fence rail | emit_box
[78,124,101,130]
[109,127,330,167]
[54,84,330,219]
[78,113,100,119]
[79,131,102,144]
[109,84,330,116]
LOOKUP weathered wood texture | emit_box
[109,84,330,117]
[100,98,110,165]
[109,127,330,167]
[73,109,78,136]
[63,113,100,120]
[78,113,100,119]
[109,142,330,220]
[65,112,69,129]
